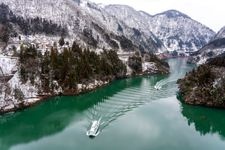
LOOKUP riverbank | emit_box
[0,67,169,115]
[0,78,111,115]
[0,42,170,115]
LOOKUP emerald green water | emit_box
[1,58,225,150]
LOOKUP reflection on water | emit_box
[181,102,225,139]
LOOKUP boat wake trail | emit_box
[154,68,184,90]
[85,59,194,137]
[154,78,178,90]
[85,77,178,137]
[85,81,152,136]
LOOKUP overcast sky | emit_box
[91,0,224,32]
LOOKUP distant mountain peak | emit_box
[138,10,152,17]
[105,5,215,52]
[104,4,137,14]
[106,4,135,9]
[155,9,191,19]
[214,26,225,40]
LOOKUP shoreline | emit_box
[177,92,225,110]
[0,70,169,115]
[0,78,111,115]
[0,69,169,116]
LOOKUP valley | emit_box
[0,0,225,149]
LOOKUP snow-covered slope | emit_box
[105,5,155,38]
[192,26,225,64]
[0,0,170,113]
[151,10,215,51]
[104,5,165,52]
[105,5,215,52]
[78,0,165,52]
[213,26,225,40]
[0,0,164,53]
[0,56,17,74]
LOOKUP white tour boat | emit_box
[86,119,101,138]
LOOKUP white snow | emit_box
[105,5,215,52]
[0,0,166,53]
[24,98,40,105]
[0,0,195,113]
[3,104,14,111]
[142,62,157,72]
[213,78,221,88]
[195,24,225,64]
[77,80,108,93]
[197,57,207,65]
[214,26,225,40]
[8,72,38,98]
[0,55,40,111]
[0,56,17,75]
[197,48,225,65]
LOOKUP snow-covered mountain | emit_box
[105,5,216,52]
[0,0,216,53]
[0,0,165,53]
[0,0,172,113]
[151,10,215,51]
[192,26,225,64]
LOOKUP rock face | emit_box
[105,5,215,52]
[178,55,225,108]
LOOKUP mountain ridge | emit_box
[153,9,191,19]
[105,4,215,52]
[0,0,165,53]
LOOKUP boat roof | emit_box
[90,121,99,132]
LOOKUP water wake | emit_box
[85,78,178,136]
[85,59,195,137]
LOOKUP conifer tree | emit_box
[59,37,65,47]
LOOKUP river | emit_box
[1,58,225,150]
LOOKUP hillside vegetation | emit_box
[178,55,225,108]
